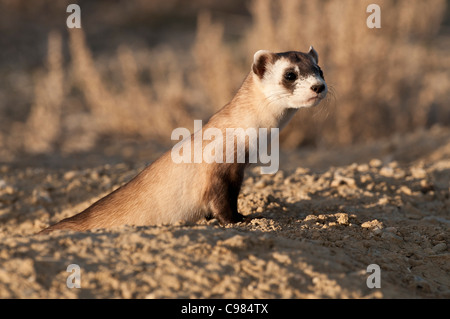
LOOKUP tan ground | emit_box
[0,126,449,298]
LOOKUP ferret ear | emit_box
[252,50,273,79]
[307,46,319,64]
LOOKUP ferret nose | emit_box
[311,83,325,94]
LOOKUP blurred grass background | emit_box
[0,0,449,165]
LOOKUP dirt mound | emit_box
[0,127,449,298]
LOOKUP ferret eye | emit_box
[284,72,297,81]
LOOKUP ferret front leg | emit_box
[207,181,244,224]
[210,198,244,224]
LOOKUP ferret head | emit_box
[252,47,327,109]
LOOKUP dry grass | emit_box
[244,0,450,146]
[23,31,64,153]
[2,0,449,159]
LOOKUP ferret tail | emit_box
[38,212,92,234]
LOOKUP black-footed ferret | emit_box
[39,47,327,233]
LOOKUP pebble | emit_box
[336,213,349,225]
[381,231,403,242]
[410,167,427,179]
[312,277,321,285]
[90,171,100,180]
[388,161,399,168]
[357,164,369,172]
[399,186,412,196]
[254,180,266,189]
[380,166,394,177]
[331,174,356,188]
[432,243,447,254]
[0,180,15,196]
[361,219,384,233]
[274,171,284,181]
[304,215,318,222]
[295,167,309,175]
[369,159,382,168]
[4,186,15,195]
[272,252,291,264]
[63,171,77,181]
[360,174,372,183]
[377,197,389,205]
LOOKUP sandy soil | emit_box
[0,126,449,298]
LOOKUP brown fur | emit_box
[39,48,326,234]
